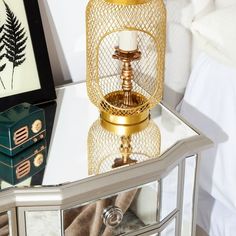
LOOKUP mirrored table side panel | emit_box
[17,206,62,236]
[181,155,197,236]
[160,166,178,221]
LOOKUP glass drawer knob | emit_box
[102,206,123,228]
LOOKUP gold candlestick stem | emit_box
[113,47,141,108]
[121,61,134,107]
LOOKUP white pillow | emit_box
[215,0,236,9]
[181,0,215,28]
[191,6,236,67]
[163,0,192,107]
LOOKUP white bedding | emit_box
[197,188,236,236]
[180,53,236,235]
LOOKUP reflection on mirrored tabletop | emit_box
[0,101,56,190]
[0,212,9,236]
[88,118,161,175]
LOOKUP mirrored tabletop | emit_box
[0,82,198,191]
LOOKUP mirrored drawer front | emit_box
[160,166,178,221]
[63,181,161,236]
[150,217,176,236]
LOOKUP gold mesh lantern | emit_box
[86,0,166,135]
[88,119,161,175]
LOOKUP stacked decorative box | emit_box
[0,103,47,185]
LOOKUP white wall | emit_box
[39,0,88,85]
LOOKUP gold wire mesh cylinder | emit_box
[88,119,161,175]
[86,0,166,117]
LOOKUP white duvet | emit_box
[198,188,236,236]
[180,53,236,235]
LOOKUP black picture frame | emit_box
[0,0,56,112]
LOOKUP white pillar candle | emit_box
[118,30,138,51]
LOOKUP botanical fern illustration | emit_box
[3,1,27,90]
[0,22,6,89]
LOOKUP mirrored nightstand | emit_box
[0,82,212,236]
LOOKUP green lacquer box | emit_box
[0,140,47,185]
[0,103,46,156]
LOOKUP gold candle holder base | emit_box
[100,91,150,136]
[100,113,150,136]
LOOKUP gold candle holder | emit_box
[86,0,166,136]
[86,0,166,168]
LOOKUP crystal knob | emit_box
[102,206,123,228]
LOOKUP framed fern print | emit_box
[0,0,56,111]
